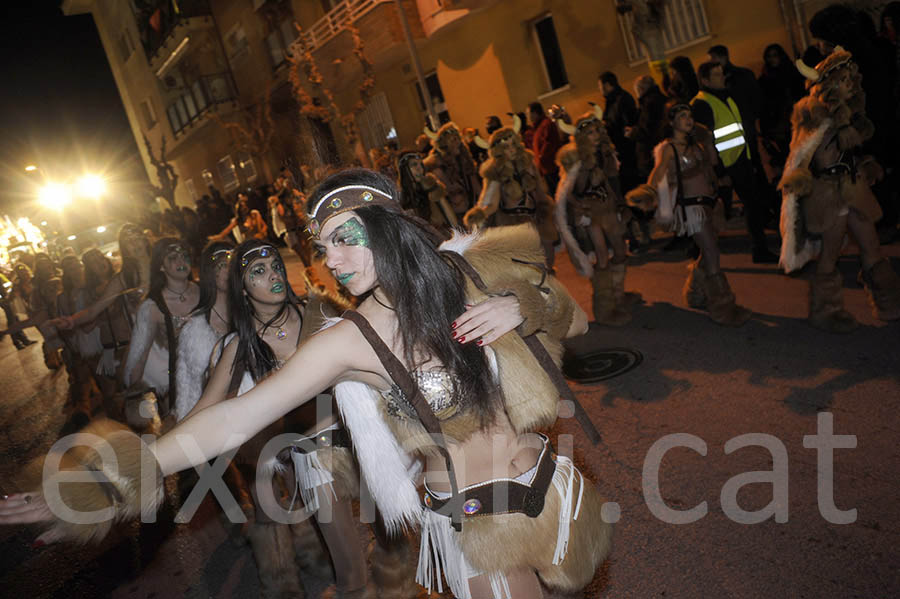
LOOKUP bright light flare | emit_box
[25,165,37,172]
[39,183,72,210]
[96,225,107,233]
[77,175,106,198]
[67,235,77,241]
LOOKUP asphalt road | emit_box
[0,231,898,598]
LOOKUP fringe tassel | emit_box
[416,508,472,599]
[488,572,512,599]
[551,456,584,565]
[673,205,707,237]
[288,448,336,513]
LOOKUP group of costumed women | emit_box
[1,168,613,599]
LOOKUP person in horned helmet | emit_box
[627,102,752,326]
[463,115,557,268]
[554,105,639,325]
[423,122,482,222]
[780,48,900,332]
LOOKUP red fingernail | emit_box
[458,336,465,343]
[477,339,483,346]
[451,322,457,329]
[451,331,457,338]
[31,540,44,549]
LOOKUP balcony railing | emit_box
[166,72,236,137]
[295,0,390,54]
[134,0,213,61]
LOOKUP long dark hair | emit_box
[148,237,194,402]
[309,169,497,425]
[665,55,700,103]
[228,238,304,383]
[118,223,150,289]
[396,150,430,221]
[194,239,234,322]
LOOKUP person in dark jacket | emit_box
[758,44,807,171]
[631,75,668,180]
[664,56,700,104]
[599,71,639,191]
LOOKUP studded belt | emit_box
[500,205,537,215]
[102,341,130,350]
[276,427,351,461]
[422,434,557,519]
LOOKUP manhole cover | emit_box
[562,347,643,383]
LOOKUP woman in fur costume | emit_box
[627,103,752,326]
[397,149,458,231]
[2,169,612,599]
[181,238,368,598]
[555,111,638,325]
[174,240,233,421]
[423,123,482,222]
[120,239,199,418]
[779,48,900,332]
[464,127,557,269]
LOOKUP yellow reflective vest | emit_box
[691,91,749,167]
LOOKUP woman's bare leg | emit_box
[692,221,720,275]
[846,210,881,270]
[467,567,544,599]
[313,488,367,592]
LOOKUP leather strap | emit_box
[342,309,464,530]
[442,250,602,445]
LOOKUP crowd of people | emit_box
[0,4,898,598]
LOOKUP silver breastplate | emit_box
[381,370,460,420]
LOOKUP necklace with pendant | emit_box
[256,311,288,340]
[165,285,187,302]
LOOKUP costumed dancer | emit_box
[122,239,199,417]
[1,169,613,599]
[555,107,639,325]
[463,117,557,269]
[397,150,458,231]
[423,122,482,223]
[780,48,900,332]
[627,103,752,326]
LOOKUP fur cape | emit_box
[174,314,221,421]
[123,299,169,393]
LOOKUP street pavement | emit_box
[0,230,898,598]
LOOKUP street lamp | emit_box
[39,183,72,211]
[77,174,106,198]
[24,165,38,172]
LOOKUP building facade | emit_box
[64,0,861,208]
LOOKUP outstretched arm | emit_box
[208,218,237,241]
[152,321,362,475]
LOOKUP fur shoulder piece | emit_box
[651,139,671,167]
[440,225,576,433]
[422,152,439,171]
[790,96,831,137]
[175,315,220,421]
[480,156,500,181]
[555,142,579,174]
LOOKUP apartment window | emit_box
[140,98,157,129]
[617,0,710,64]
[118,29,135,62]
[167,104,182,133]
[217,155,240,191]
[185,178,197,202]
[225,25,249,61]
[266,18,298,68]
[357,93,398,151]
[236,151,258,182]
[414,72,450,127]
[201,169,215,188]
[533,15,569,92]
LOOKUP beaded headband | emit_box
[166,243,189,256]
[240,244,276,267]
[211,249,232,262]
[305,185,395,239]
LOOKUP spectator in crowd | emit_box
[485,114,503,136]
[463,127,488,165]
[529,100,565,194]
[693,61,778,263]
[0,270,34,350]
[517,111,535,148]
[708,45,762,148]
[664,56,700,104]
[599,71,639,191]
[631,74,668,181]
[758,43,807,172]
[209,195,268,243]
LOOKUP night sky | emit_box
[0,0,143,219]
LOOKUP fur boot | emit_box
[290,518,335,583]
[369,535,421,598]
[705,272,752,327]
[591,266,631,326]
[683,261,707,309]
[247,522,305,598]
[611,262,642,308]
[861,259,900,321]
[809,271,858,333]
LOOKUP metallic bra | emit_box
[381,369,461,420]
